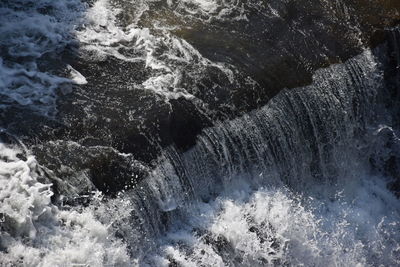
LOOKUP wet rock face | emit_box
[353,0,400,32]
[31,141,149,197]
[2,0,399,196]
[170,0,400,92]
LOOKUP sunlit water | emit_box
[1,0,400,266]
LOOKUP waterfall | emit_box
[1,0,400,266]
[85,45,399,265]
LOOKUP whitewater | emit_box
[1,0,400,266]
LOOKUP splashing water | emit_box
[75,0,250,100]
[1,0,400,266]
[0,139,131,266]
[149,178,400,266]
[0,0,86,116]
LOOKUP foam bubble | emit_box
[151,176,400,266]
[0,141,130,266]
[76,0,246,99]
[0,0,85,116]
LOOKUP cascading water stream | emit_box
[107,47,400,266]
[1,0,400,266]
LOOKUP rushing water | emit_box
[1,0,400,266]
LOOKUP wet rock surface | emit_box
[1,0,400,196]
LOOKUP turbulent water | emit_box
[1,0,400,266]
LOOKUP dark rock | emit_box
[32,141,149,197]
[3,0,400,197]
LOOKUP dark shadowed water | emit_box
[1,0,400,266]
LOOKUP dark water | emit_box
[1,0,400,266]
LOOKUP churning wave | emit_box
[1,0,400,266]
[0,0,86,116]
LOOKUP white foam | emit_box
[171,0,248,21]
[68,65,87,85]
[0,0,85,116]
[151,175,400,266]
[0,59,71,114]
[76,0,244,99]
[2,136,399,266]
[1,2,399,266]
[0,142,131,266]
